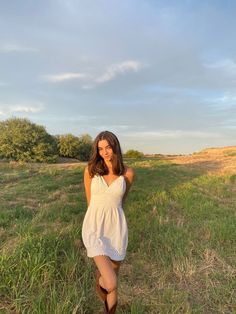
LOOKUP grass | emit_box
[0,158,235,313]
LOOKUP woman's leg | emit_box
[105,259,121,313]
[99,258,121,288]
[93,256,121,310]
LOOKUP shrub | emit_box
[77,134,93,161]
[57,133,92,161]
[0,117,57,162]
[57,134,81,158]
[124,149,144,158]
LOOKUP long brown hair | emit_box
[88,131,125,177]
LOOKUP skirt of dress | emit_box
[82,204,128,261]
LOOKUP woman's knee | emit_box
[103,270,118,292]
[93,255,119,292]
[104,274,118,293]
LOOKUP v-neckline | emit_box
[101,175,123,188]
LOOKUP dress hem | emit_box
[86,247,126,261]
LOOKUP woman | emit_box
[82,130,135,313]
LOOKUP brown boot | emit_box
[104,299,117,314]
[95,269,108,302]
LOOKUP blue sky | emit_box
[0,0,235,154]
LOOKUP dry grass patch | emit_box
[169,146,236,175]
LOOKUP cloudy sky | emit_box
[0,0,235,154]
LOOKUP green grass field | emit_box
[0,159,235,314]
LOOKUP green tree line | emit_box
[0,118,144,162]
[0,118,92,162]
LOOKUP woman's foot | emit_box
[104,299,117,314]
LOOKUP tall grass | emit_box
[0,160,235,313]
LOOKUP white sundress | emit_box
[82,174,128,261]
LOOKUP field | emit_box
[0,147,236,313]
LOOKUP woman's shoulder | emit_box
[84,165,89,175]
[84,165,93,179]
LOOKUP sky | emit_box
[0,0,236,154]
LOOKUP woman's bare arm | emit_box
[122,167,135,206]
[84,166,92,206]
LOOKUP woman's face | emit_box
[98,139,113,161]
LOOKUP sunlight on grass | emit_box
[0,159,235,313]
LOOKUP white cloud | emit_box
[125,130,222,139]
[0,44,38,53]
[10,105,44,113]
[95,60,144,84]
[43,72,88,82]
[42,60,144,88]
[0,103,44,115]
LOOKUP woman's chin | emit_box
[104,157,112,161]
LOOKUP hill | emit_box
[168,145,236,174]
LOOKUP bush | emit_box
[57,134,81,158]
[0,117,57,162]
[77,134,93,161]
[57,133,92,161]
[124,149,144,158]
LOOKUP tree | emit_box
[124,149,144,158]
[0,117,57,162]
[57,134,81,158]
[57,133,92,161]
[77,134,93,161]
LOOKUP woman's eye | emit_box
[98,146,111,151]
